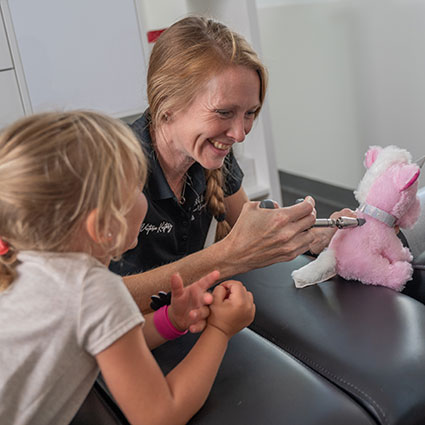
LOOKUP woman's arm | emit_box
[223,187,249,226]
[124,188,316,313]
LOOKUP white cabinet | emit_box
[0,69,24,128]
[0,8,12,70]
[5,0,147,119]
[0,2,24,129]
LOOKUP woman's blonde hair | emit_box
[0,110,147,290]
[147,16,268,241]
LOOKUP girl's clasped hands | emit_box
[166,270,255,339]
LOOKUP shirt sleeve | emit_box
[77,265,144,356]
[223,149,244,197]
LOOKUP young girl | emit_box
[0,110,255,425]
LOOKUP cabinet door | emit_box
[0,70,24,129]
[0,11,12,71]
[8,0,148,118]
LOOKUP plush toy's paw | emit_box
[292,249,337,288]
[359,259,413,291]
[400,246,413,262]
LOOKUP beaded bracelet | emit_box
[153,305,188,340]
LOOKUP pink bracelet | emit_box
[153,305,188,340]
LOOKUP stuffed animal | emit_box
[292,145,422,292]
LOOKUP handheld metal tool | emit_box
[259,199,366,229]
[313,217,366,229]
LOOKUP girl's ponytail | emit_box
[0,241,18,291]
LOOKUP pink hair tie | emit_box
[153,305,188,340]
[0,239,9,256]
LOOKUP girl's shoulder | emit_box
[15,251,114,294]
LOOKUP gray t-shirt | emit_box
[0,251,144,425]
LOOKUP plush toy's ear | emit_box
[397,164,420,191]
[364,146,382,169]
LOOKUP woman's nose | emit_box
[227,117,246,143]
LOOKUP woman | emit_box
[111,16,344,312]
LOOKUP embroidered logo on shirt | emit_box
[140,221,173,235]
[193,194,206,214]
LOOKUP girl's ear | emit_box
[86,209,114,244]
[86,209,101,243]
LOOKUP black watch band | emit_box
[150,291,172,310]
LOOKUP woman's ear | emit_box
[163,109,175,122]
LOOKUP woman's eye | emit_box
[246,108,259,118]
[216,110,232,117]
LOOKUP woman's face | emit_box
[164,65,261,170]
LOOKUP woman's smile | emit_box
[208,138,232,153]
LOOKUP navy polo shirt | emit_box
[109,111,244,276]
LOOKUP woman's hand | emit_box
[220,197,316,272]
[167,270,219,334]
[308,208,356,255]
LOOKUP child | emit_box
[0,111,255,425]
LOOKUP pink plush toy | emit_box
[292,145,422,292]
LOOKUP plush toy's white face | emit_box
[354,145,421,229]
[366,163,419,215]
[354,145,412,204]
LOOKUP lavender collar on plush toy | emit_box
[292,145,422,292]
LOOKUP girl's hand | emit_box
[207,280,255,338]
[167,270,219,334]
[308,208,356,254]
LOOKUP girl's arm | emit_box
[142,271,217,350]
[124,188,316,313]
[96,281,254,425]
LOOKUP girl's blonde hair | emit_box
[148,16,268,241]
[0,110,147,290]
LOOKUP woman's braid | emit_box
[205,168,231,242]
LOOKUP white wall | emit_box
[257,0,425,190]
